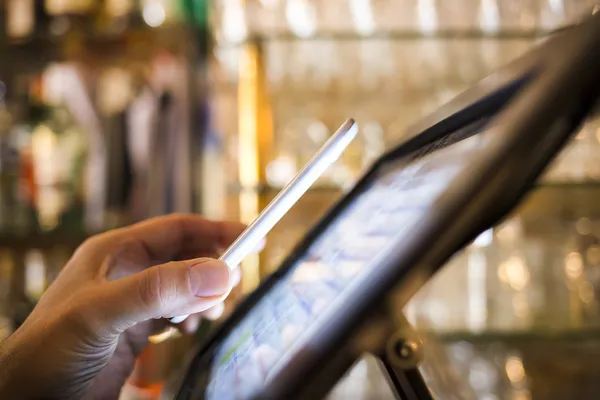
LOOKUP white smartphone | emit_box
[170,118,358,324]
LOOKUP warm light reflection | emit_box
[498,256,529,291]
[237,41,273,287]
[473,228,493,247]
[45,0,95,14]
[512,293,530,319]
[512,391,532,400]
[587,246,600,264]
[306,120,328,144]
[97,68,133,115]
[468,358,497,392]
[349,0,375,36]
[105,0,134,17]
[6,0,35,38]
[259,0,279,8]
[496,219,521,244]
[286,0,317,38]
[238,48,259,193]
[222,0,247,43]
[42,63,69,105]
[36,187,64,231]
[478,0,500,34]
[238,42,261,288]
[579,282,595,304]
[505,356,526,383]
[148,327,180,344]
[575,217,593,235]
[142,1,166,27]
[266,155,297,187]
[417,0,437,34]
[31,125,58,186]
[549,0,565,15]
[467,250,487,332]
[362,121,385,166]
[565,252,583,280]
[24,250,46,301]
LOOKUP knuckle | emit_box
[139,268,162,309]
[76,235,103,255]
[75,234,114,260]
[139,266,175,311]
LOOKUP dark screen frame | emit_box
[173,13,600,400]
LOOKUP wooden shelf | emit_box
[227,182,343,196]
[216,28,557,49]
[0,231,91,250]
[0,25,194,69]
[436,327,600,343]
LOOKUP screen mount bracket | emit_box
[338,307,433,400]
[378,312,433,400]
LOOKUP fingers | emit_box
[179,314,201,334]
[95,258,232,332]
[107,214,245,263]
[178,302,224,334]
[201,303,226,320]
[171,265,240,334]
[91,214,266,334]
[231,265,242,287]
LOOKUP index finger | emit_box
[108,214,245,262]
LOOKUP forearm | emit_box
[0,335,29,400]
[0,330,79,400]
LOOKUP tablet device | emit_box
[170,12,600,400]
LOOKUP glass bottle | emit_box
[24,248,46,302]
[9,89,44,234]
[45,0,102,37]
[5,0,36,39]
[100,0,134,34]
[140,0,178,28]
[35,103,87,232]
[486,218,533,331]
[44,0,96,16]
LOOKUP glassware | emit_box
[327,355,395,400]
[24,249,46,303]
[30,103,87,231]
[6,0,35,39]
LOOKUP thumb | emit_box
[99,258,231,331]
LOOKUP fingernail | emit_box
[204,302,225,320]
[189,261,230,297]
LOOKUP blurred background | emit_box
[2,1,600,399]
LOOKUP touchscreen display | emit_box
[205,124,490,400]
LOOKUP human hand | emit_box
[0,214,250,400]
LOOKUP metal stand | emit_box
[378,326,433,400]
[314,306,434,400]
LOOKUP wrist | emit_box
[0,324,90,400]
[0,334,25,399]
[0,328,56,400]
